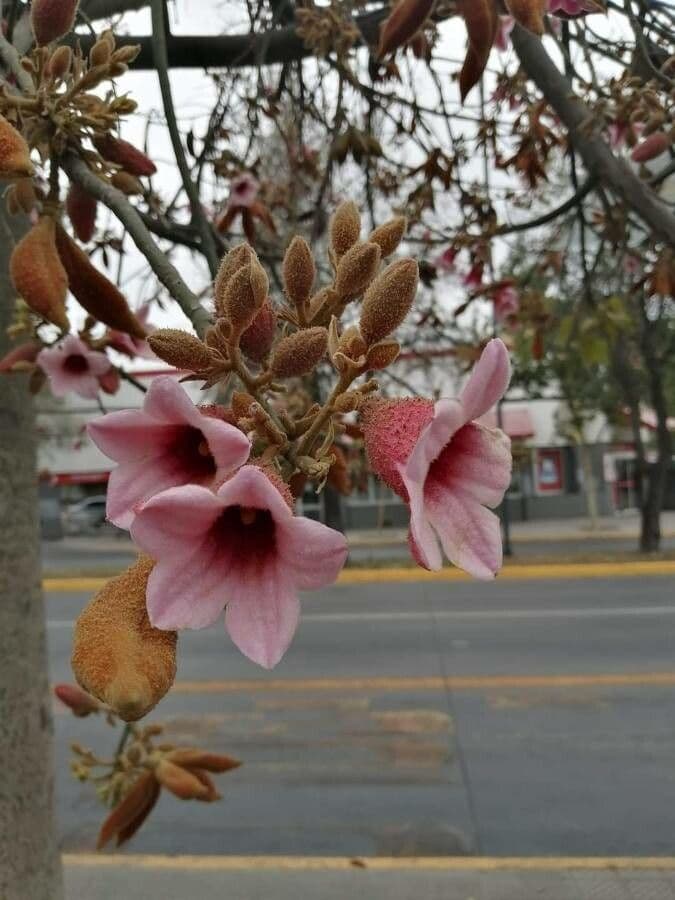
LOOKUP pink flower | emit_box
[493,283,519,320]
[433,246,458,272]
[495,15,514,51]
[130,466,348,668]
[37,335,112,400]
[362,339,511,578]
[107,303,155,359]
[228,173,259,210]
[463,262,484,288]
[87,375,251,528]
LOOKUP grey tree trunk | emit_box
[0,211,63,899]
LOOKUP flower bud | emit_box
[148,329,214,371]
[66,182,97,243]
[359,258,418,345]
[283,236,315,308]
[631,132,671,163]
[0,115,34,179]
[46,45,73,80]
[155,759,210,800]
[330,201,361,259]
[239,298,276,362]
[335,241,381,300]
[222,261,268,335]
[97,771,159,850]
[368,216,407,257]
[31,0,79,46]
[54,683,101,717]
[365,338,401,370]
[166,749,241,773]
[112,44,142,65]
[231,390,256,419]
[89,38,112,67]
[55,224,146,338]
[214,244,256,314]
[377,0,435,58]
[93,134,157,177]
[72,555,177,722]
[7,178,38,215]
[270,327,328,378]
[10,217,69,331]
[99,367,121,395]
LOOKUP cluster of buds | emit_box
[0,12,158,395]
[56,683,240,848]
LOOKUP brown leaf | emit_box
[377,0,436,58]
[97,772,160,849]
[456,0,498,101]
[504,0,546,34]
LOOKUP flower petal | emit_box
[142,375,205,428]
[278,516,348,590]
[458,339,511,421]
[429,422,511,509]
[425,482,503,579]
[224,563,300,668]
[214,465,293,523]
[88,410,183,463]
[198,415,251,473]
[130,485,223,559]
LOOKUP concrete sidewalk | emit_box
[64,856,675,900]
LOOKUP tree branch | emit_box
[511,24,675,248]
[150,0,220,277]
[495,177,596,235]
[68,7,388,70]
[61,153,212,336]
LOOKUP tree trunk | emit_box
[0,212,63,900]
[578,441,599,530]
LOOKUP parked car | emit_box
[61,495,113,535]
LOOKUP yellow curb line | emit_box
[43,560,675,593]
[62,854,675,872]
[167,672,675,695]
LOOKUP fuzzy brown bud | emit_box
[335,241,381,300]
[66,182,97,243]
[270,327,328,378]
[222,260,268,335]
[72,556,177,722]
[0,115,34,179]
[232,391,256,419]
[368,216,407,258]
[214,244,255,314]
[89,38,112,67]
[10,217,69,331]
[7,178,38,216]
[239,298,277,362]
[55,224,146,338]
[283,236,315,308]
[365,339,401,370]
[47,45,73,80]
[330,201,361,259]
[148,329,214,371]
[93,134,157,177]
[31,0,79,45]
[359,258,418,345]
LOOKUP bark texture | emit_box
[0,210,63,900]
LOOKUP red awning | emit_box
[46,471,110,486]
[480,407,535,440]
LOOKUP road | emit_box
[48,573,675,858]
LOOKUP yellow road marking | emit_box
[168,671,675,695]
[62,854,675,871]
[43,560,675,593]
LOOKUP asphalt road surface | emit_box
[48,574,675,858]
